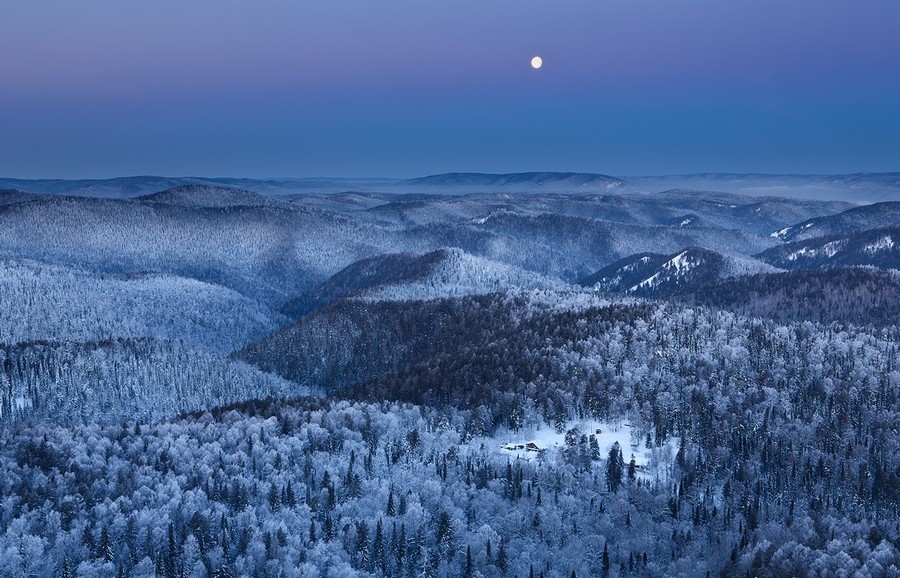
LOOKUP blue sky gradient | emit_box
[2,0,898,178]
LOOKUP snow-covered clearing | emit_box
[493,419,680,479]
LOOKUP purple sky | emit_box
[2,0,899,178]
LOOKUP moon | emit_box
[531,56,543,69]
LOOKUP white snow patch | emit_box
[865,235,894,254]
[4,396,34,418]
[822,240,845,257]
[786,248,815,261]
[619,256,652,274]
[668,251,693,271]
[679,218,693,226]
[631,271,662,291]
[628,251,698,292]
[771,227,792,239]
[786,240,845,261]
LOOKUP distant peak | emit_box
[401,172,624,189]
[137,184,276,208]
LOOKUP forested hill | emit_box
[674,267,900,327]
[239,290,900,452]
[3,329,898,577]
[280,248,565,319]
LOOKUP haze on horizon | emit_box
[1,0,898,179]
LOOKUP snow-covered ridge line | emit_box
[357,248,571,302]
[630,250,698,292]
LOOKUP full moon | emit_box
[531,56,543,69]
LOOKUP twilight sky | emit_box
[2,0,899,178]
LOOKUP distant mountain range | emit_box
[0,176,398,198]
[400,172,625,189]
[0,183,820,307]
[3,171,900,200]
[629,172,900,202]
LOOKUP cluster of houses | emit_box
[501,441,542,452]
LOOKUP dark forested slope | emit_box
[675,267,900,327]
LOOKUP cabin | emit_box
[502,441,544,453]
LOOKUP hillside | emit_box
[362,189,851,236]
[0,188,37,206]
[0,338,304,426]
[758,227,900,270]
[365,248,567,301]
[676,267,900,327]
[0,259,285,351]
[580,249,725,295]
[580,252,670,292]
[0,194,386,306]
[580,247,776,296]
[281,250,450,317]
[770,201,900,242]
[282,248,565,317]
[425,212,777,282]
[137,184,286,209]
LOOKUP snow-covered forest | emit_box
[0,182,898,577]
[0,259,284,352]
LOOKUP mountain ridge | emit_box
[5,171,899,200]
[770,201,900,242]
[758,226,900,270]
[401,172,625,189]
